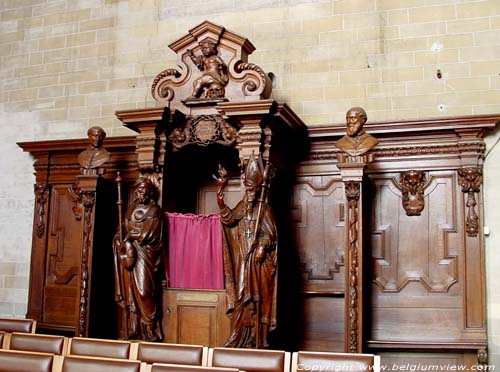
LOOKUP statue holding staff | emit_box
[215,153,278,348]
[113,177,164,341]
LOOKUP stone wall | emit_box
[1,0,499,364]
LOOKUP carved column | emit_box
[73,175,98,337]
[337,154,371,353]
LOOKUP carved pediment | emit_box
[151,20,272,111]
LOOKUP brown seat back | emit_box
[0,349,53,372]
[0,331,5,348]
[136,342,206,365]
[151,363,239,372]
[293,351,376,372]
[69,337,131,359]
[0,317,36,333]
[62,355,143,372]
[9,332,66,354]
[209,347,289,372]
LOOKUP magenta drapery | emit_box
[166,212,224,290]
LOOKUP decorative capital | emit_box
[345,182,360,202]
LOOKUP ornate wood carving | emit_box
[34,183,50,238]
[68,182,83,220]
[151,21,271,108]
[167,114,238,151]
[345,181,360,353]
[394,170,430,216]
[457,167,482,237]
[77,188,96,337]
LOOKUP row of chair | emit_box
[0,333,380,372]
[0,318,380,372]
[0,350,239,372]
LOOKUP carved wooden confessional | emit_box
[19,20,499,367]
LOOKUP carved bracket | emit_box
[394,170,431,216]
[34,183,50,238]
[457,167,482,237]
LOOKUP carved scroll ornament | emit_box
[151,21,272,106]
[457,167,482,237]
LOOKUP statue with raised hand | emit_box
[215,154,278,348]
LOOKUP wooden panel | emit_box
[43,184,81,328]
[370,171,467,341]
[301,296,344,352]
[163,289,230,347]
[291,175,345,293]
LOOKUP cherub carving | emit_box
[187,40,228,99]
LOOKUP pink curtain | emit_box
[166,212,224,290]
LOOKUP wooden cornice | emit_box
[18,136,137,153]
[308,114,500,139]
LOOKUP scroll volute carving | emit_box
[151,20,272,109]
[394,170,430,216]
[458,167,482,237]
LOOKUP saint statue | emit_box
[188,39,228,99]
[335,107,378,157]
[113,177,164,341]
[78,126,110,174]
[215,154,278,348]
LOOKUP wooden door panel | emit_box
[43,184,81,328]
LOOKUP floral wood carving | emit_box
[345,181,360,353]
[34,183,50,238]
[394,170,431,216]
[457,167,482,237]
[151,20,272,109]
[77,190,96,337]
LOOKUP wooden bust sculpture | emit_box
[335,107,378,157]
[113,177,164,341]
[77,126,110,174]
[215,154,278,348]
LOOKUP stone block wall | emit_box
[0,0,499,364]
